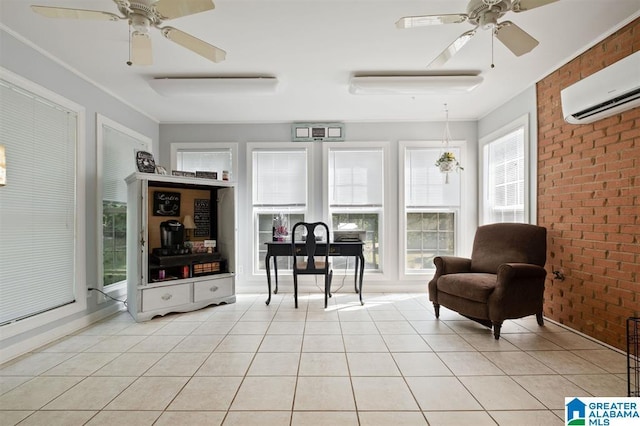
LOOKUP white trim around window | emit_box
[247,142,314,277]
[96,114,151,301]
[398,140,467,280]
[170,142,239,180]
[0,67,87,339]
[322,141,391,280]
[479,114,531,225]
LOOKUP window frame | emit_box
[170,142,238,180]
[96,114,151,301]
[0,67,87,339]
[398,140,466,279]
[479,114,530,225]
[322,141,390,276]
[248,142,313,276]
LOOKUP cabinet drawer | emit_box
[142,283,191,312]
[194,277,233,302]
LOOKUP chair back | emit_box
[291,222,330,273]
[470,223,547,274]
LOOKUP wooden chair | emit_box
[291,222,333,308]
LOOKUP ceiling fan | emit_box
[396,0,558,68]
[31,0,226,66]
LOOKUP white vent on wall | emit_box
[561,51,640,124]
[292,123,344,142]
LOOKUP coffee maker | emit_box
[159,220,187,255]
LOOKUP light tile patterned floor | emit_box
[0,292,629,425]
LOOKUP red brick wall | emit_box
[537,19,639,351]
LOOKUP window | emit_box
[402,143,461,274]
[97,115,150,289]
[250,145,310,272]
[327,146,384,270]
[481,116,528,224]
[0,70,86,328]
[176,149,233,178]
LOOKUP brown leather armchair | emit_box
[428,223,547,339]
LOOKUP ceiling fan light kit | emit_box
[148,77,279,96]
[349,75,483,95]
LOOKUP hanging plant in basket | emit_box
[435,151,464,173]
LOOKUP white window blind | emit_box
[177,150,232,175]
[485,127,525,223]
[103,126,148,203]
[253,150,307,206]
[405,147,461,207]
[329,149,383,206]
[0,79,78,325]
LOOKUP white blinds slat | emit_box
[0,80,77,324]
[329,149,383,206]
[253,150,306,206]
[405,147,460,207]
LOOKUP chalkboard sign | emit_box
[136,150,156,173]
[153,191,181,216]
[193,198,210,237]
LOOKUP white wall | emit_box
[159,121,478,293]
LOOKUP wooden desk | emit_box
[264,241,365,306]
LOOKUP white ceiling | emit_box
[1,0,639,123]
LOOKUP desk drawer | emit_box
[194,277,233,302]
[142,283,190,312]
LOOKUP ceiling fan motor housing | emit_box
[467,0,510,27]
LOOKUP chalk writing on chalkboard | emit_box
[194,198,210,237]
[153,191,180,216]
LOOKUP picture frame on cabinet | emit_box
[135,150,156,173]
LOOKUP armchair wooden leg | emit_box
[492,322,502,340]
[536,312,544,326]
[433,303,440,318]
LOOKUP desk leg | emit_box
[265,253,272,305]
[353,255,359,294]
[273,257,279,294]
[358,254,365,305]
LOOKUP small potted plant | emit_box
[435,151,464,173]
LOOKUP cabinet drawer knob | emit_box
[161,293,173,301]
[209,285,219,293]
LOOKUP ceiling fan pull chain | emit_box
[491,29,495,68]
[126,25,133,66]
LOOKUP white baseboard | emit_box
[0,304,126,365]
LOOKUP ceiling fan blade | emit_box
[495,21,539,56]
[31,5,121,20]
[427,29,476,68]
[512,0,559,12]
[154,0,215,20]
[396,14,468,29]
[131,32,153,66]
[160,27,226,63]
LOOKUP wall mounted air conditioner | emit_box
[561,51,640,124]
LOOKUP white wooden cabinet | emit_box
[126,173,236,322]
